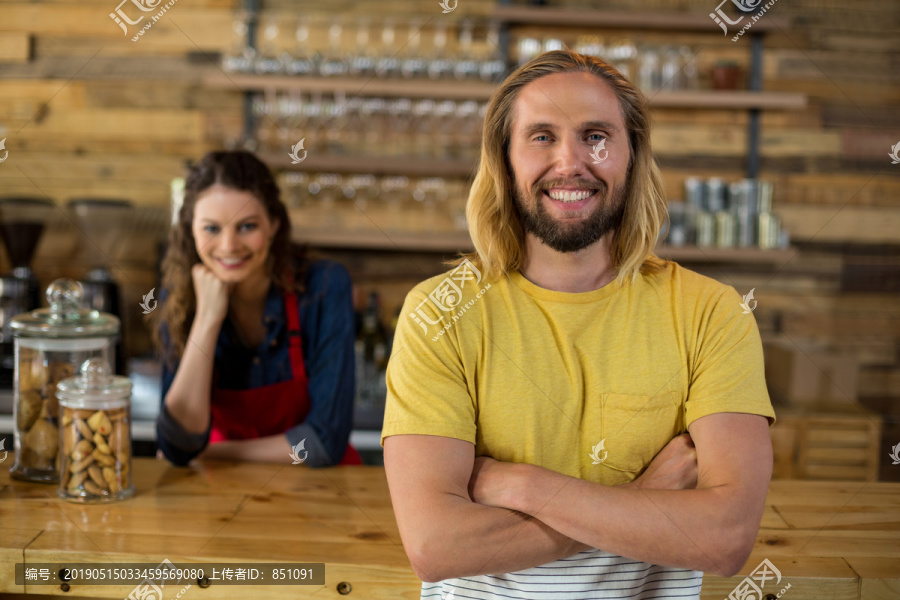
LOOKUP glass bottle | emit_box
[10,280,119,483]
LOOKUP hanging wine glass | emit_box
[516,36,541,67]
[427,22,453,79]
[254,14,284,74]
[287,16,315,75]
[412,99,436,158]
[319,18,349,77]
[454,20,479,80]
[223,10,254,72]
[376,19,400,78]
[480,21,506,82]
[680,45,699,90]
[433,100,457,160]
[349,18,376,78]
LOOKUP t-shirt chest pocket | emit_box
[599,392,682,474]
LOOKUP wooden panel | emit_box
[0,5,232,49]
[701,555,857,600]
[494,4,791,31]
[803,465,871,480]
[772,407,883,482]
[774,206,900,243]
[806,447,871,464]
[0,528,43,594]
[771,424,797,479]
[0,32,30,63]
[12,108,204,142]
[845,557,900,600]
[652,124,842,157]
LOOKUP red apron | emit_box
[208,278,361,466]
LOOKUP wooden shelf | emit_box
[203,73,498,100]
[264,154,478,177]
[292,226,473,252]
[657,245,797,263]
[291,224,797,262]
[494,5,791,32]
[207,75,805,112]
[649,90,806,110]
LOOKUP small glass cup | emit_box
[56,358,134,503]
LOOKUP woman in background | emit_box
[149,150,360,466]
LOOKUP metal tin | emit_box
[684,177,705,210]
[696,211,715,247]
[758,212,781,249]
[715,211,736,247]
[758,180,774,214]
[706,178,726,213]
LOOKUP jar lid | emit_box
[57,358,132,407]
[10,279,119,337]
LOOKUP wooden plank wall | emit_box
[0,0,897,476]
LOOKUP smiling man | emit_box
[381,51,775,599]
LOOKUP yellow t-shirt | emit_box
[381,258,775,487]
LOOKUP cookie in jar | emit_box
[56,358,135,503]
[9,279,119,483]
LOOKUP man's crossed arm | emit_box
[383,412,772,582]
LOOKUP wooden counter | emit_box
[1,457,898,599]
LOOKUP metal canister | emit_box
[715,211,736,247]
[735,179,758,247]
[706,178,726,213]
[666,201,687,246]
[758,212,781,249]
[684,177,705,210]
[757,180,774,214]
[695,211,715,247]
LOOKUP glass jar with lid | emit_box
[9,279,119,482]
[56,357,134,503]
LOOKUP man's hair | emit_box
[454,49,668,285]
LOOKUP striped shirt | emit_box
[420,549,703,600]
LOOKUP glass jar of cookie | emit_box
[56,357,134,503]
[9,279,119,482]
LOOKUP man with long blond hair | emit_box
[381,50,775,598]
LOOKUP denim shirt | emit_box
[156,259,355,467]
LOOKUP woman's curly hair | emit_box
[148,151,307,366]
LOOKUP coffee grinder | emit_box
[0,197,55,388]
[67,198,133,374]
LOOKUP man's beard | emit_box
[513,176,628,253]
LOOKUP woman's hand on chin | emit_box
[192,263,234,326]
